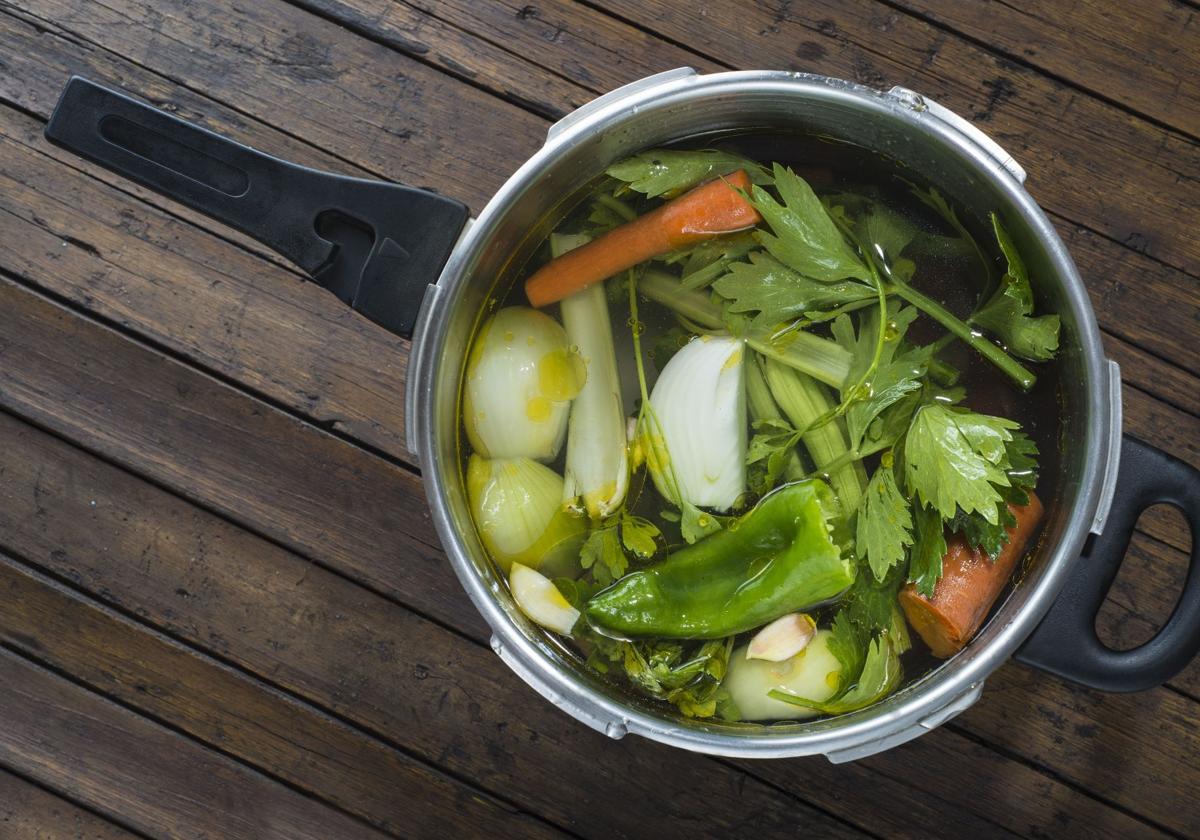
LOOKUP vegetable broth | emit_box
[461,132,1063,722]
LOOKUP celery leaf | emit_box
[969,214,1061,361]
[748,164,872,282]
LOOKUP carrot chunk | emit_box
[900,493,1044,658]
[525,170,760,308]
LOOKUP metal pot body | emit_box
[408,69,1121,761]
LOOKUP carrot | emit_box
[899,492,1044,658]
[525,170,761,308]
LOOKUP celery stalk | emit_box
[762,357,866,516]
[746,354,807,481]
[554,234,630,519]
[639,270,852,389]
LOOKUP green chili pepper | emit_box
[585,480,854,639]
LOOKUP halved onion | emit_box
[467,455,586,578]
[723,628,842,721]
[463,306,584,462]
[646,335,747,511]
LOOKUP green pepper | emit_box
[585,480,854,639]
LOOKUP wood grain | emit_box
[891,0,1200,138]
[0,406,867,839]
[0,555,567,840]
[0,0,1196,835]
[0,649,388,839]
[0,264,1189,836]
[0,768,140,840]
[584,0,1200,276]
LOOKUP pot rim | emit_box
[413,69,1114,759]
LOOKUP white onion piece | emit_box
[724,629,843,721]
[464,306,583,462]
[467,455,585,578]
[647,335,747,511]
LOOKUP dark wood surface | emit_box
[0,0,1196,836]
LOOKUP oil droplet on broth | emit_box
[526,395,553,422]
[538,348,586,401]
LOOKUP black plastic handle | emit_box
[44,77,468,339]
[1016,436,1200,691]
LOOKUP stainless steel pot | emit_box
[46,70,1200,762]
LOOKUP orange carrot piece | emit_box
[899,492,1044,658]
[525,170,761,308]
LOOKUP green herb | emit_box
[904,404,1020,523]
[857,464,914,581]
[658,231,758,291]
[746,417,805,495]
[607,149,771,198]
[969,214,1061,362]
[580,524,626,585]
[907,504,948,597]
[713,251,875,329]
[748,164,872,283]
[622,637,733,717]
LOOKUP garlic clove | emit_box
[510,563,580,635]
[746,613,817,662]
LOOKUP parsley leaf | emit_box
[713,251,875,329]
[746,417,804,495]
[904,404,1019,523]
[607,149,772,198]
[857,464,914,581]
[621,514,662,560]
[946,429,1039,558]
[834,304,930,454]
[969,214,1061,361]
[622,637,733,718]
[580,524,626,585]
[948,504,1016,560]
[748,164,871,282]
[908,504,947,597]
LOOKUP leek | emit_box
[745,353,806,482]
[554,234,630,520]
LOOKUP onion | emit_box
[723,629,843,721]
[466,454,586,578]
[464,306,584,462]
[646,335,747,511]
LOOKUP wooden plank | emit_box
[0,270,1188,836]
[0,767,141,840]
[579,0,1200,276]
[19,0,545,213]
[961,661,1200,837]
[0,555,567,840]
[0,409,867,839]
[2,9,1196,395]
[0,28,413,463]
[889,0,1200,138]
[0,649,387,839]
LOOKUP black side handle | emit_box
[44,77,468,339]
[1016,436,1200,691]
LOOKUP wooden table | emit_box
[0,1,1196,837]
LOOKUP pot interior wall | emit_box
[428,82,1094,742]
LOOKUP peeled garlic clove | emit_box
[510,563,580,635]
[746,613,817,662]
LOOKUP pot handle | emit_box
[43,77,468,339]
[1015,436,1200,691]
